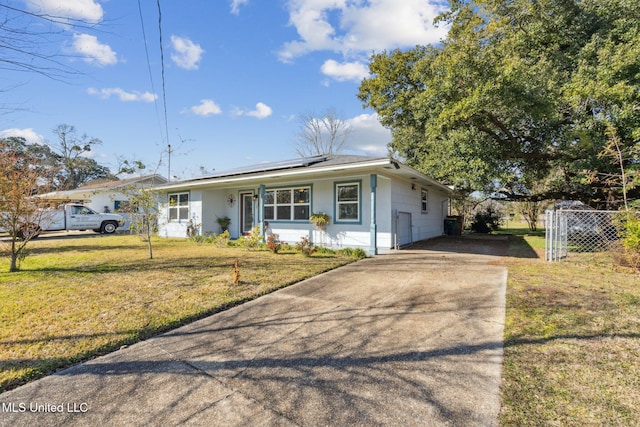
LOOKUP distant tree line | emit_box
[1,124,117,192]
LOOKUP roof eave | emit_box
[153,158,394,191]
[396,163,453,194]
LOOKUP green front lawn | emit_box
[3,229,639,425]
[501,230,640,426]
[0,235,358,392]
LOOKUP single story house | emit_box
[154,155,452,255]
[37,174,168,230]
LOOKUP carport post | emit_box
[370,174,378,255]
[259,184,266,242]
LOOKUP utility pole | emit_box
[167,143,172,182]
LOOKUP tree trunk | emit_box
[9,253,19,272]
[145,220,153,259]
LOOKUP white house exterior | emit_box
[37,175,168,230]
[155,155,452,255]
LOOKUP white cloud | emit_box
[230,0,249,15]
[72,33,117,66]
[170,35,205,70]
[321,59,368,82]
[0,128,45,145]
[344,113,391,156]
[234,102,273,119]
[189,99,222,116]
[25,0,104,23]
[246,102,273,119]
[87,87,157,102]
[278,0,449,62]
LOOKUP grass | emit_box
[499,227,640,426]
[0,234,358,392]
[3,227,639,425]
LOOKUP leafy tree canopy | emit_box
[358,0,640,208]
[0,124,117,191]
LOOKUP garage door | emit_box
[396,212,412,248]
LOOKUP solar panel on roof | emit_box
[197,155,328,179]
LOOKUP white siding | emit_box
[201,189,235,235]
[157,171,448,253]
[390,179,449,244]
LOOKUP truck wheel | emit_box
[17,223,41,240]
[101,221,117,234]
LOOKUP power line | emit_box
[136,0,163,148]
[156,0,171,181]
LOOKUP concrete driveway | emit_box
[0,236,508,426]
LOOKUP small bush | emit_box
[351,248,367,259]
[614,211,640,270]
[266,234,281,253]
[239,225,263,249]
[189,234,206,244]
[213,230,231,248]
[314,246,335,255]
[471,206,502,233]
[337,247,354,257]
[336,247,367,259]
[296,236,317,257]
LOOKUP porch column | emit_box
[369,174,378,255]
[259,184,266,242]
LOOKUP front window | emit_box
[71,206,96,215]
[264,186,310,221]
[336,182,360,222]
[168,192,189,221]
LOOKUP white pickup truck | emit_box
[17,204,125,239]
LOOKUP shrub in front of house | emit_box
[296,236,317,257]
[213,230,231,247]
[234,225,263,249]
[314,246,335,255]
[336,247,367,259]
[266,234,281,253]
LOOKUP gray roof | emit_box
[155,154,452,194]
[186,154,389,182]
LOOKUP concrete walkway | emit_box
[0,236,508,426]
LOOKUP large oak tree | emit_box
[2,125,116,191]
[358,0,639,208]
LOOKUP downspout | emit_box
[441,199,449,235]
[370,174,378,255]
[259,184,266,242]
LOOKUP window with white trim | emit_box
[168,192,189,221]
[336,182,360,222]
[264,186,310,221]
[421,188,429,213]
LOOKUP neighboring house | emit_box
[155,155,452,255]
[37,174,168,229]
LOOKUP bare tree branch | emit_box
[0,3,98,84]
[295,108,352,157]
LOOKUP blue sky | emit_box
[1,0,448,179]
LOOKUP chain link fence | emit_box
[545,209,620,261]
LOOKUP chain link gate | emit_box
[545,209,619,261]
